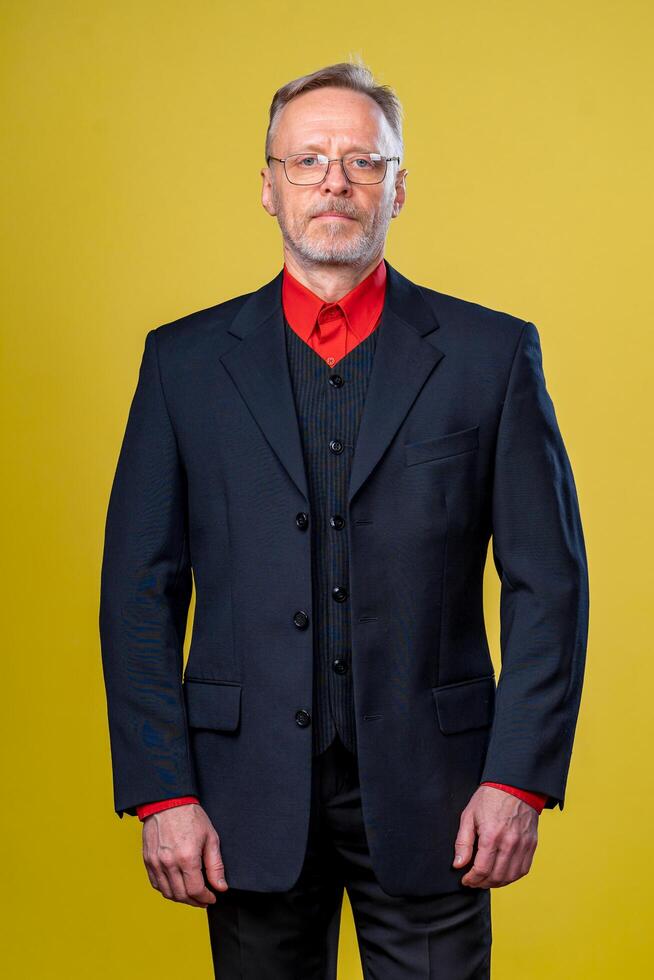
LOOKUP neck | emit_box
[282,246,384,303]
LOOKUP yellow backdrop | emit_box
[2,1,652,976]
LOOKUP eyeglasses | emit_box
[266,151,400,185]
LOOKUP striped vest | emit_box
[283,315,381,756]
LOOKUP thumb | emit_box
[203,833,228,890]
[452,809,476,868]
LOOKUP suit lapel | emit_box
[219,260,445,506]
[219,272,309,502]
[346,269,444,504]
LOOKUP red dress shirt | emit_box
[136,259,548,820]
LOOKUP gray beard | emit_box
[273,194,394,268]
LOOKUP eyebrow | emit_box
[289,144,379,154]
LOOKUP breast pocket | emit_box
[404,425,479,467]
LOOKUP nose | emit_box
[319,158,352,195]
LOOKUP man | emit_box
[99,61,589,978]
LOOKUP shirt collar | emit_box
[282,258,387,343]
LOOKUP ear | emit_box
[260,167,277,216]
[391,170,407,217]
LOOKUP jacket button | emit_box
[332,659,348,674]
[293,610,309,629]
[329,439,344,454]
[328,374,344,387]
[330,514,345,529]
[296,512,309,530]
[295,709,311,727]
[332,586,348,602]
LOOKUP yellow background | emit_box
[2,0,652,976]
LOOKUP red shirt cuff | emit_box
[480,782,548,814]
[136,796,200,821]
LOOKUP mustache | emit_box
[310,205,359,219]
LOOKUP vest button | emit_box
[332,586,348,602]
[328,374,344,387]
[295,709,311,727]
[330,514,345,530]
[295,512,309,530]
[293,610,309,629]
[329,439,344,454]
[332,659,349,674]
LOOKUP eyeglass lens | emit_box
[284,152,388,184]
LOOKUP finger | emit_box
[157,858,198,906]
[503,847,529,885]
[203,835,228,891]
[166,865,210,907]
[452,809,476,868]
[143,830,173,898]
[517,837,538,879]
[180,859,217,906]
[461,835,498,887]
[486,838,518,886]
[503,832,536,884]
[143,841,160,892]
[153,864,175,900]
[144,864,160,892]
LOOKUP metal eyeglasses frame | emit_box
[266,151,401,185]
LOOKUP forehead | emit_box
[275,87,391,151]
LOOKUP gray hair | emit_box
[264,59,404,163]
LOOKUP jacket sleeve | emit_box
[479,321,590,810]
[99,328,198,817]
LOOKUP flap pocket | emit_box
[405,425,479,466]
[432,674,495,734]
[183,678,242,732]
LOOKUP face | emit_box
[260,87,408,267]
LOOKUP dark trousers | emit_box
[206,732,492,978]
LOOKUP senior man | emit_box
[99,61,589,979]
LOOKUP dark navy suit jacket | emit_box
[99,260,589,896]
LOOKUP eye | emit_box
[298,156,319,167]
[352,157,372,168]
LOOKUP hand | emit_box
[142,803,228,907]
[452,785,539,888]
